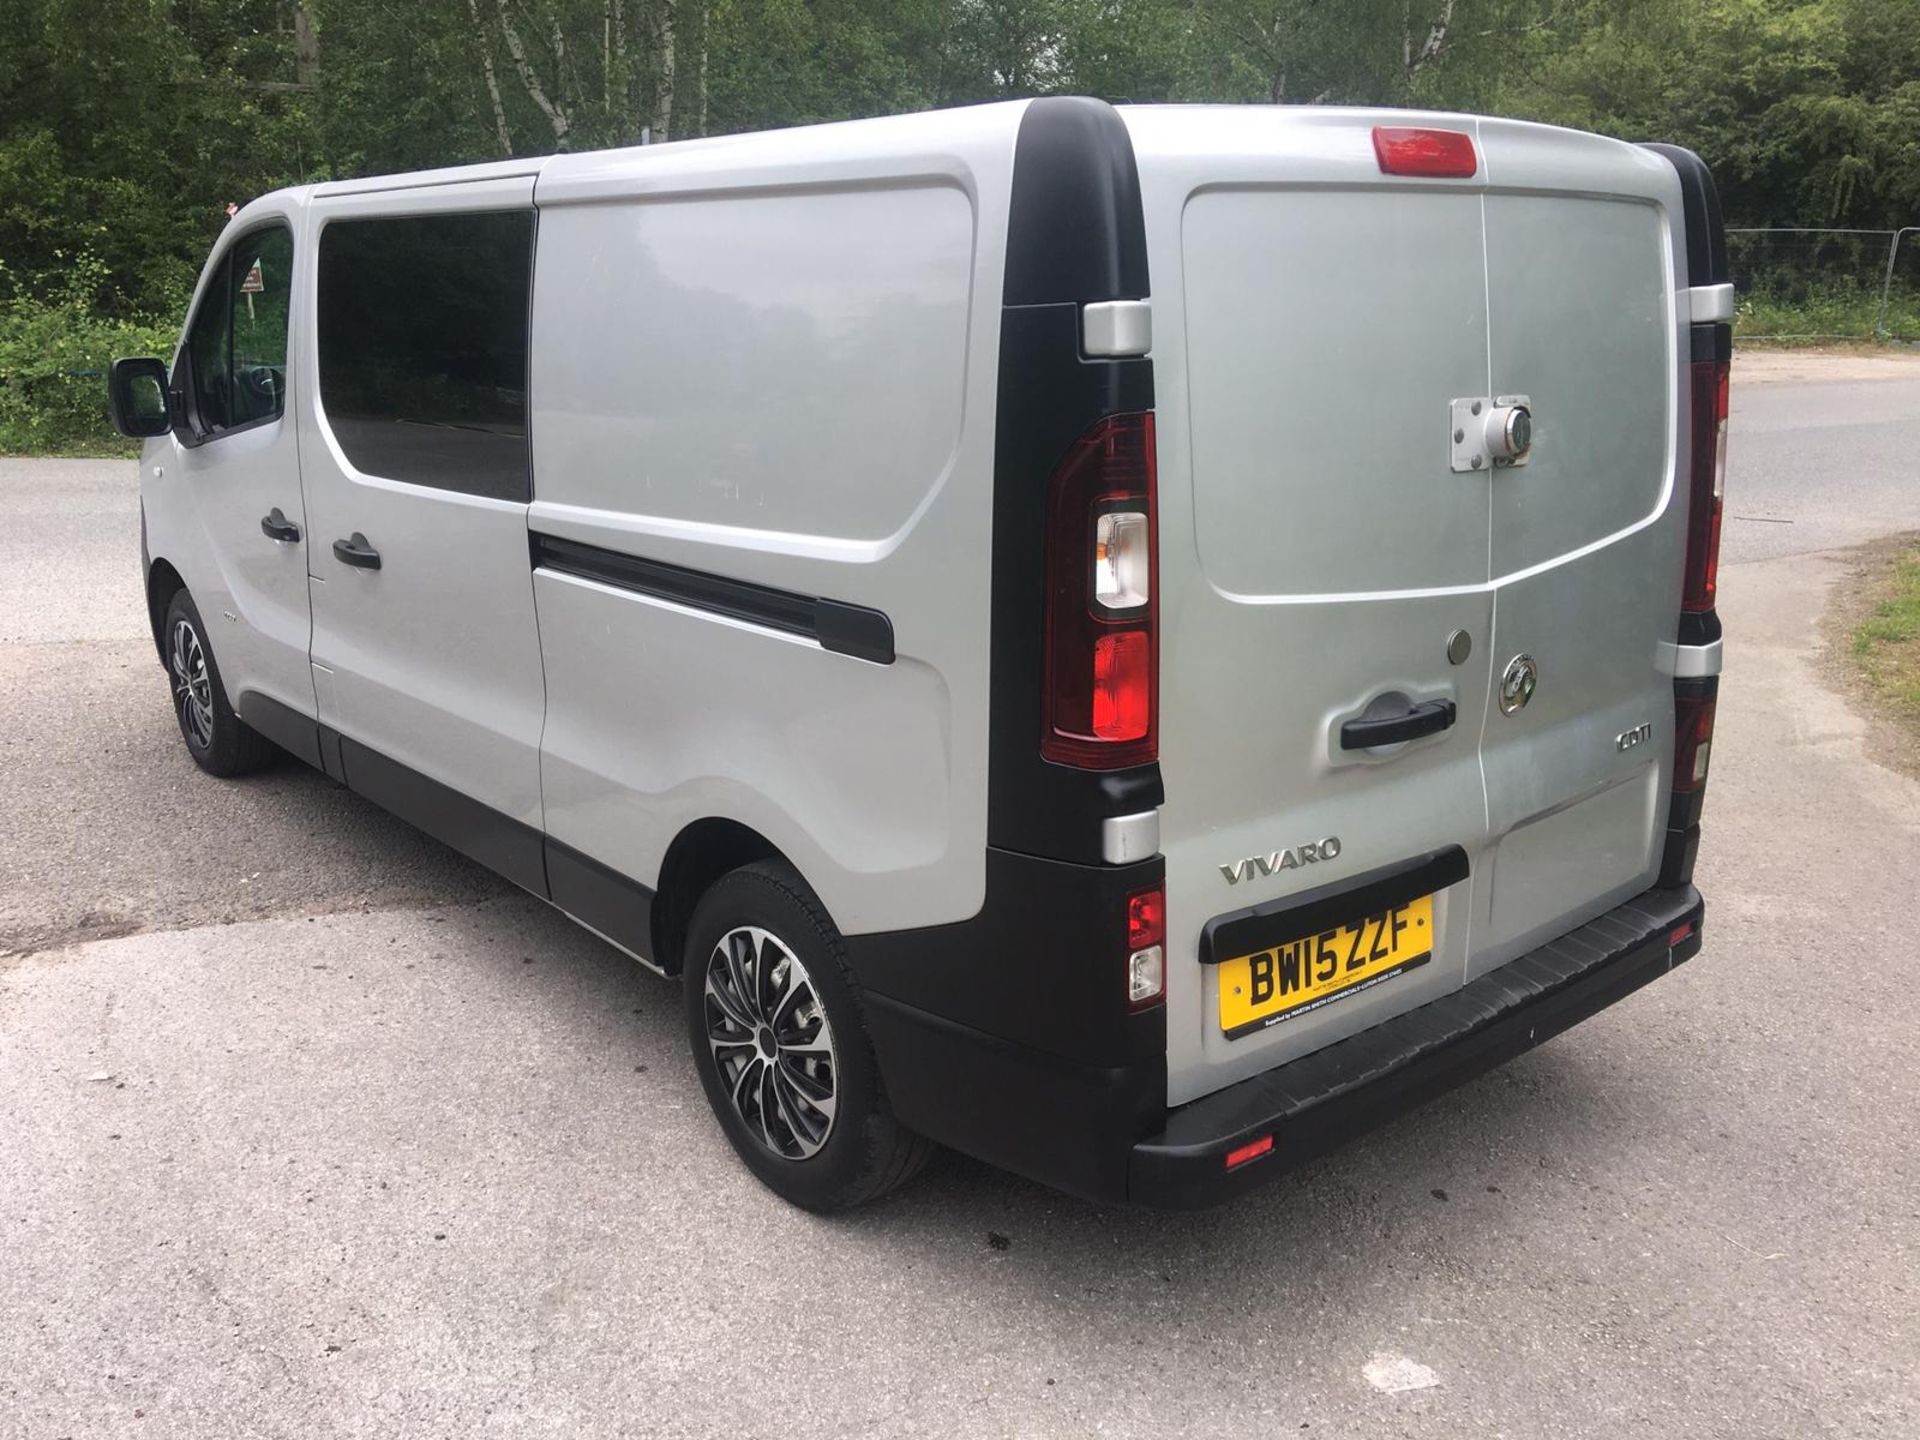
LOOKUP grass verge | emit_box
[1825,535,1920,783]
[1851,540,1920,721]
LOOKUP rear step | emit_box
[1131,884,1705,1208]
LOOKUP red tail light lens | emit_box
[1127,886,1165,951]
[1682,358,1730,612]
[1126,884,1166,1011]
[1672,689,1717,793]
[1042,413,1157,768]
[1372,126,1478,179]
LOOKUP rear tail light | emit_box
[1372,126,1479,179]
[1672,688,1717,792]
[1042,413,1157,768]
[1660,675,1718,887]
[1127,884,1166,1011]
[1682,358,1730,612]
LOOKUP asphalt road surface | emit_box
[3,359,1918,1439]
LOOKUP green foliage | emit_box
[1,0,1916,448]
[1734,282,1920,339]
[0,253,177,453]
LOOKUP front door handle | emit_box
[1340,698,1457,751]
[332,532,382,570]
[260,507,301,543]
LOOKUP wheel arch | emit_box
[650,817,786,975]
[146,557,188,666]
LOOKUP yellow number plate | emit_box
[1217,894,1436,1039]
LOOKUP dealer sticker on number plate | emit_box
[1217,894,1435,1040]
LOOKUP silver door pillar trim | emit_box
[1083,299,1153,358]
[1687,283,1735,323]
[1102,809,1160,864]
[1665,637,1723,678]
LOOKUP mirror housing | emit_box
[107,357,173,439]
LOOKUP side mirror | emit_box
[107,357,173,439]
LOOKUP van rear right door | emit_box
[1471,121,1688,974]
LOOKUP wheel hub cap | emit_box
[169,617,215,750]
[703,925,838,1161]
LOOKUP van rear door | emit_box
[1124,108,1500,1106]
[1123,108,1690,1108]
[1471,122,1687,973]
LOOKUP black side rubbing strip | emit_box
[546,836,656,962]
[235,691,322,770]
[338,736,548,897]
[531,533,895,665]
[1198,847,1471,967]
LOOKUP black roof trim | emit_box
[1003,97,1149,306]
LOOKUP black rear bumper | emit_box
[1132,883,1704,1208]
[856,869,1702,1208]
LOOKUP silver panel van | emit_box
[112,98,1728,1210]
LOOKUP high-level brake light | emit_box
[1372,126,1479,179]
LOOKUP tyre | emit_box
[162,589,275,777]
[683,860,934,1211]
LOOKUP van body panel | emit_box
[533,567,959,936]
[526,102,1026,934]
[295,175,548,831]
[528,181,975,545]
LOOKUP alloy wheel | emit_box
[169,617,215,750]
[702,925,839,1160]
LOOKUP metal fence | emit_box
[1727,226,1920,343]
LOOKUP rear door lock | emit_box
[1450,395,1533,472]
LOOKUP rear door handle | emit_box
[1340,698,1457,751]
[331,532,381,570]
[260,508,301,543]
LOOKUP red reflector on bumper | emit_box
[1669,923,1695,946]
[1225,1135,1274,1170]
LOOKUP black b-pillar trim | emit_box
[988,97,1161,862]
[1646,140,1732,663]
[1640,143,1730,288]
[1002,96,1150,308]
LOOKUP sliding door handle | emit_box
[1340,698,1457,751]
[332,532,381,570]
[260,508,301,543]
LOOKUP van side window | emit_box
[178,225,294,439]
[316,210,534,502]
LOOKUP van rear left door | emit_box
[1122,107,1500,1106]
